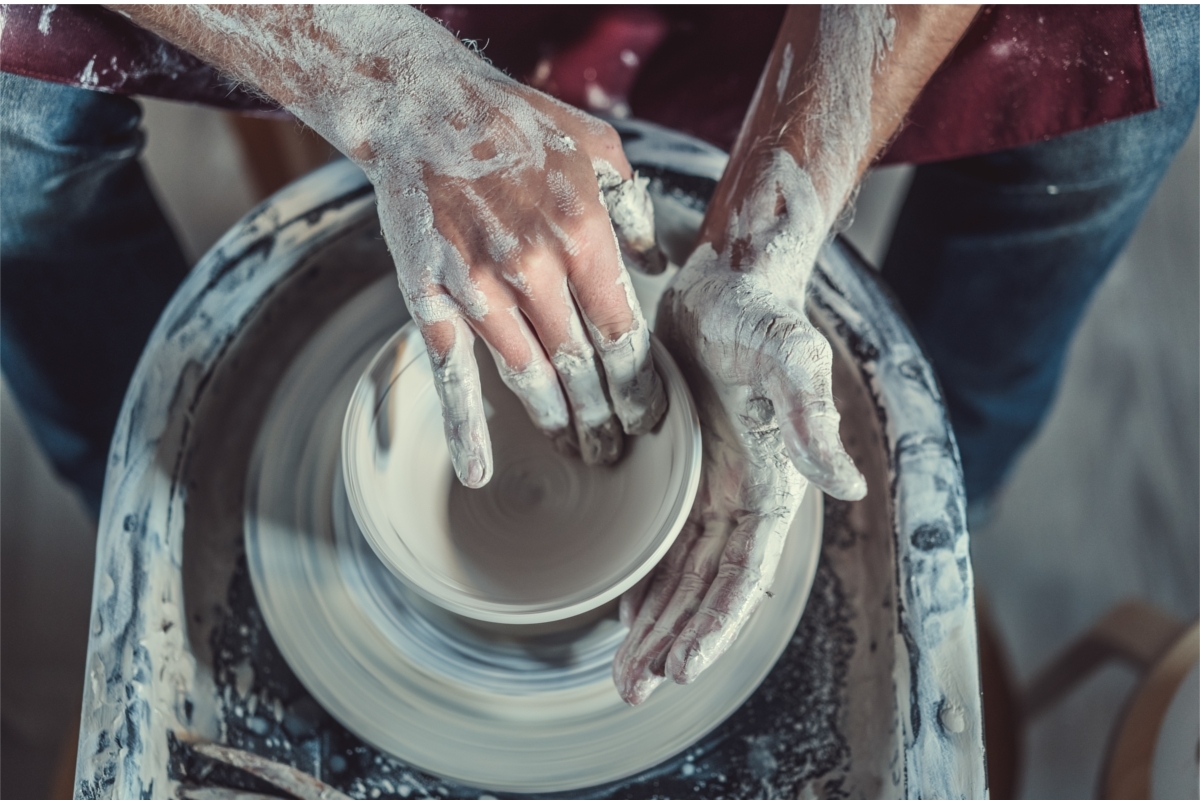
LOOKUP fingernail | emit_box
[620,365,668,436]
[619,602,634,628]
[813,448,866,500]
[466,457,486,487]
[665,647,691,684]
[830,453,867,500]
[622,674,663,706]
[673,654,704,684]
[783,415,866,501]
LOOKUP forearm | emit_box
[700,5,978,280]
[114,5,486,159]
[118,5,668,485]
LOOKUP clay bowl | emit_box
[342,322,701,625]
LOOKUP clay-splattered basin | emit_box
[342,322,701,624]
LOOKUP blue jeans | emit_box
[882,3,1198,507]
[0,73,189,516]
[1,7,1196,517]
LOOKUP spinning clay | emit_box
[342,320,701,624]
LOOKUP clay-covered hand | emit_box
[130,6,667,488]
[612,151,867,704]
[340,13,667,487]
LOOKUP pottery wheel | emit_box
[244,275,823,792]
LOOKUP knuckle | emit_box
[592,122,624,155]
[564,212,619,262]
[676,572,709,597]
[514,246,561,281]
[418,318,459,358]
[696,605,735,629]
[810,331,833,362]
[589,307,634,343]
[774,325,831,374]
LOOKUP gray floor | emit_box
[1,98,1196,799]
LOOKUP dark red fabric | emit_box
[0,4,278,114]
[0,4,1158,164]
[879,5,1157,165]
[419,5,789,149]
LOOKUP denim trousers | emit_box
[1,6,1196,519]
[882,4,1198,506]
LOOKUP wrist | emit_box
[290,12,490,169]
[696,148,830,292]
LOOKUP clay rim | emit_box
[341,323,703,624]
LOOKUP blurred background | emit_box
[2,98,1196,799]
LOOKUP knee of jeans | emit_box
[940,5,1197,195]
[1,72,145,158]
[1142,4,1200,116]
[1,76,149,225]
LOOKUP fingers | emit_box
[613,519,701,702]
[594,158,666,275]
[763,322,867,501]
[613,514,730,705]
[563,209,668,436]
[552,343,623,466]
[419,316,492,488]
[664,509,792,684]
[511,251,623,465]
[780,400,865,501]
[406,137,668,471]
[614,515,704,665]
[467,291,575,454]
[618,573,653,628]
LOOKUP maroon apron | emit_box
[0,4,1156,165]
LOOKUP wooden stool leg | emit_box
[1104,623,1199,800]
[1023,600,1188,720]
[977,589,1023,800]
[47,717,79,800]
[226,114,338,201]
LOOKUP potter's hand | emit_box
[388,91,667,484]
[386,90,667,487]
[114,5,667,488]
[371,79,667,486]
[612,151,867,705]
[610,2,980,701]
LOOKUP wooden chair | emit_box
[983,598,1199,800]
[226,114,339,202]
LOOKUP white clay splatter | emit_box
[37,3,55,35]
[78,56,99,88]
[546,169,585,217]
[775,42,793,100]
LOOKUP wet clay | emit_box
[343,315,700,623]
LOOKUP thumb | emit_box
[763,331,866,501]
[595,159,667,275]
